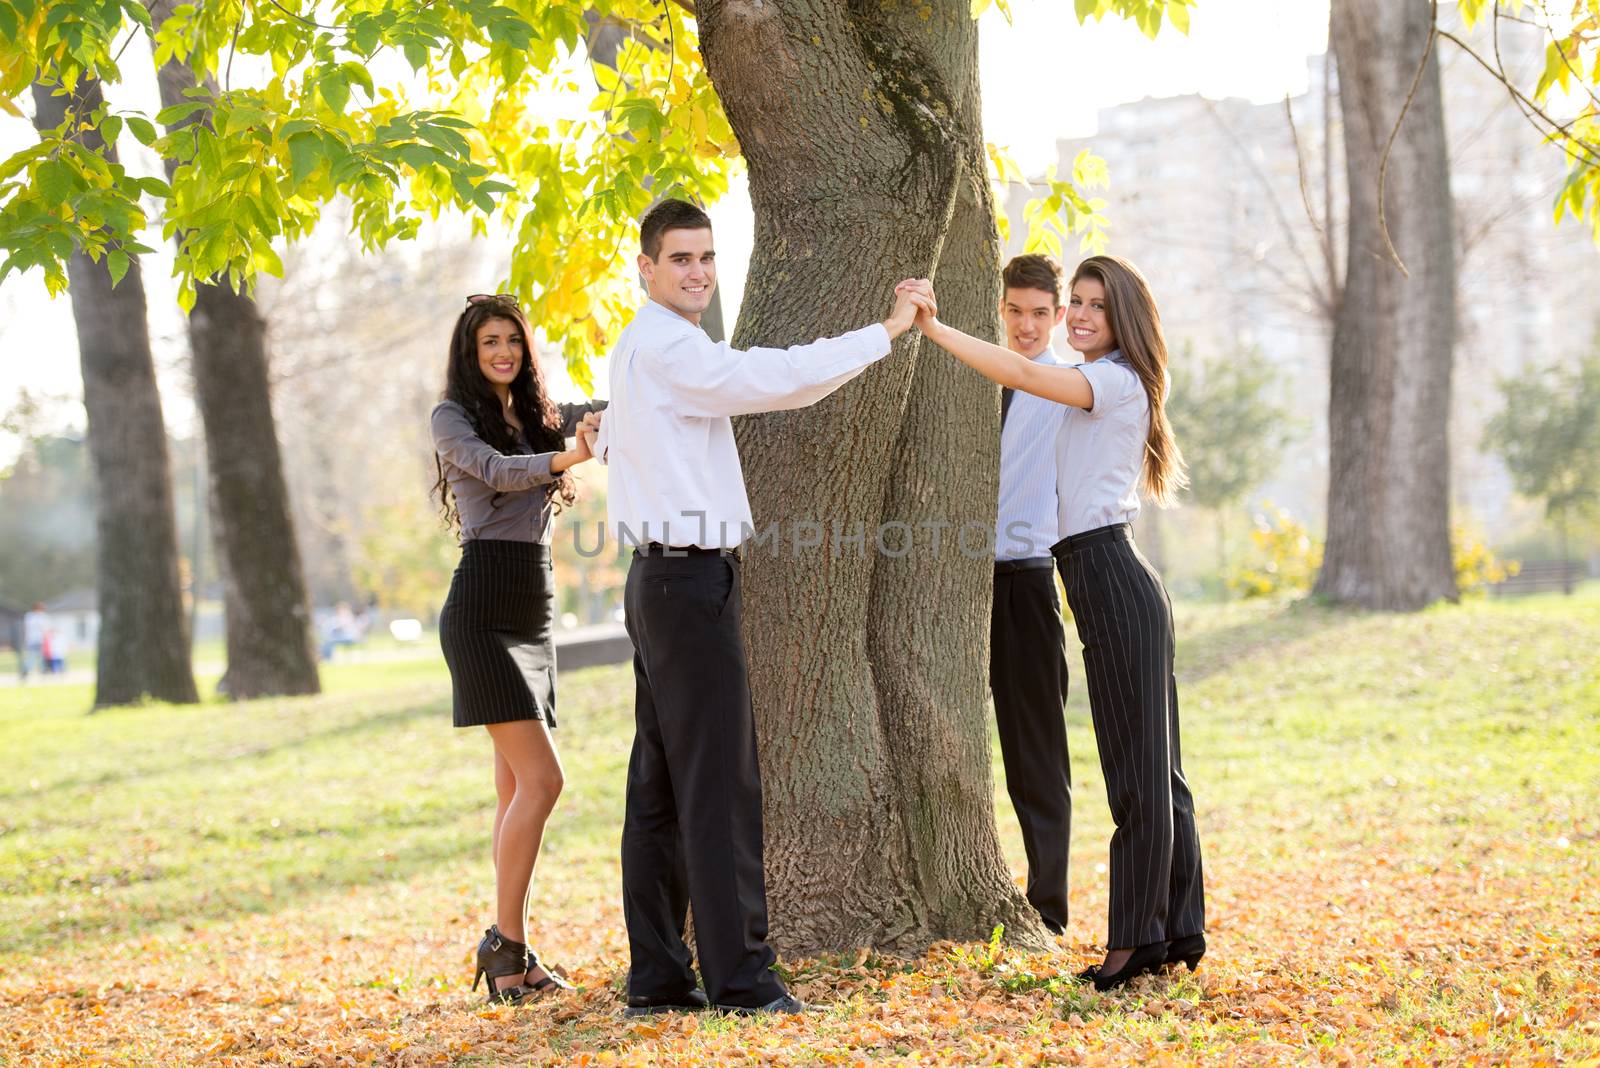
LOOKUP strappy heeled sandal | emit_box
[522,948,576,998]
[472,925,533,1005]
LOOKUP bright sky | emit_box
[0,0,1332,456]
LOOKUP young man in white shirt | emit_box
[990,255,1073,936]
[595,198,927,1015]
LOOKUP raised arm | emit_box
[650,287,929,419]
[432,403,592,489]
[917,314,1094,409]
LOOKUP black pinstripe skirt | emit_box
[438,539,557,729]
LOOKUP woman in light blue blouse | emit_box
[907,257,1206,992]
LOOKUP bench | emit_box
[1490,560,1589,596]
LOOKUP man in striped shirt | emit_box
[989,254,1074,936]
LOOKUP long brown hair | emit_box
[432,298,577,531]
[1070,255,1188,505]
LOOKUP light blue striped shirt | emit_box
[995,349,1069,560]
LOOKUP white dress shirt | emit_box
[596,300,892,550]
[995,348,1069,559]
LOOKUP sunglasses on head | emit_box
[466,293,519,307]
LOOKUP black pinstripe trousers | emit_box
[989,558,1073,933]
[1053,523,1205,948]
[620,548,787,1009]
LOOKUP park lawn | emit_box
[0,591,1597,1066]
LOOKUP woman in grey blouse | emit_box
[430,294,603,1005]
[907,257,1206,993]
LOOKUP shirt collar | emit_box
[641,298,702,330]
[1083,347,1125,366]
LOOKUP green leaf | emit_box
[106,247,130,286]
[349,17,381,55]
[101,114,123,146]
[319,71,350,114]
[287,132,323,186]
[155,102,208,126]
[137,176,172,197]
[127,116,158,145]
[36,160,74,204]
[341,61,374,99]
[397,142,438,172]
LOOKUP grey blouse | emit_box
[431,399,605,545]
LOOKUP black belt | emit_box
[1051,522,1134,557]
[636,543,740,560]
[994,556,1054,574]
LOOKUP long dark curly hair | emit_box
[432,298,577,531]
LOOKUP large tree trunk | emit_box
[1317,0,1458,609]
[700,0,1042,954]
[30,82,199,708]
[151,15,321,699]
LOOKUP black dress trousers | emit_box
[988,558,1073,933]
[620,547,787,1009]
[1053,523,1205,949]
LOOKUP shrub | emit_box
[1225,505,1323,598]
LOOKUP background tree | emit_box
[1167,345,1294,588]
[1318,0,1460,610]
[1484,349,1600,592]
[25,80,198,708]
[149,0,320,699]
[1312,0,1600,610]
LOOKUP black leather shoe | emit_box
[1165,933,1205,971]
[1077,941,1170,992]
[719,993,807,1015]
[623,989,710,1017]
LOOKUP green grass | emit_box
[1,587,1597,1064]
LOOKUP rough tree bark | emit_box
[699,0,1043,954]
[1318,0,1458,609]
[30,81,199,708]
[150,5,321,699]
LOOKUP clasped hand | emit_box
[887,278,939,336]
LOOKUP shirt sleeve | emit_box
[645,323,892,419]
[1076,359,1143,420]
[431,403,558,490]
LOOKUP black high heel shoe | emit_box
[1077,941,1170,992]
[1165,933,1205,971]
[472,925,532,1005]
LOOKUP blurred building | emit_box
[1004,25,1600,545]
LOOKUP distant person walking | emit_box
[431,294,605,1005]
[20,603,47,681]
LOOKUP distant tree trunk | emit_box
[701,0,1042,954]
[30,81,198,708]
[151,10,320,699]
[1317,0,1458,610]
